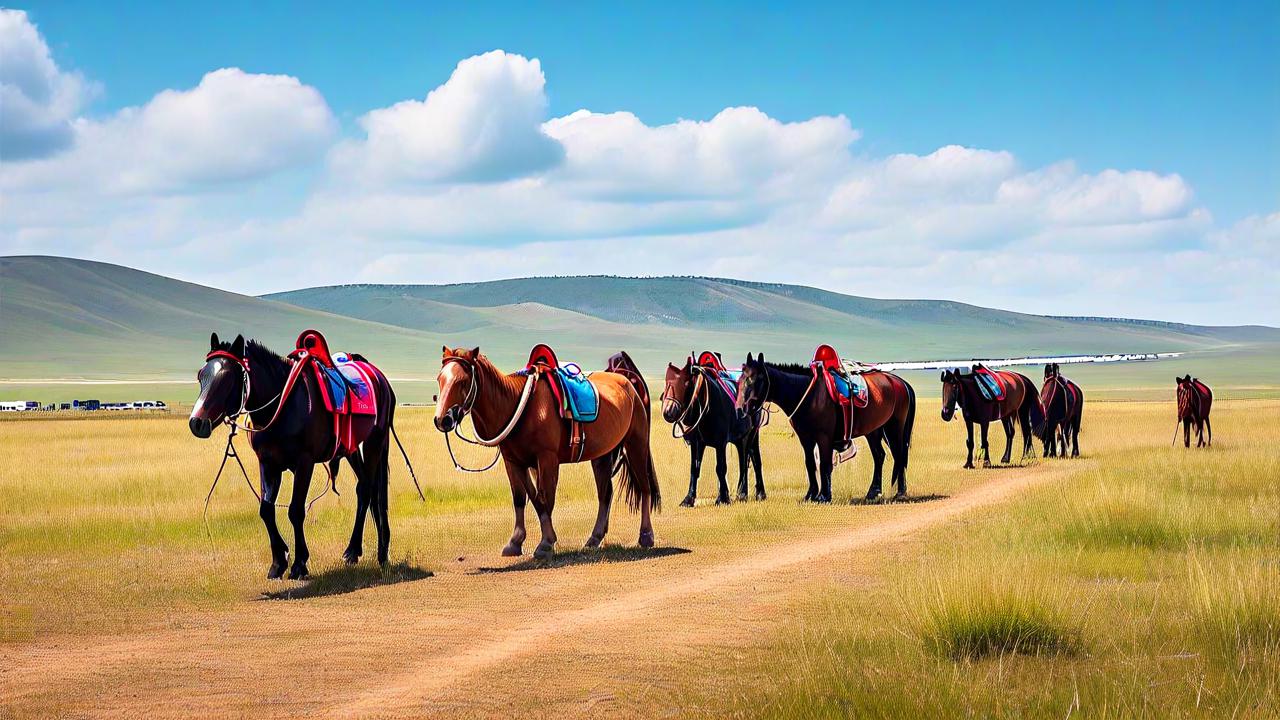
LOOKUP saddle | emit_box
[291,329,380,456]
[1040,373,1079,415]
[972,364,1007,402]
[810,344,872,450]
[525,343,600,461]
[693,350,740,401]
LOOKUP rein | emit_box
[664,370,709,439]
[440,356,539,473]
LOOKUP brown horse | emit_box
[940,366,1044,468]
[1176,375,1213,448]
[736,354,916,502]
[434,347,660,559]
[1038,363,1084,458]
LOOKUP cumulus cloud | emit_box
[2,68,336,194]
[332,50,562,184]
[0,9,90,160]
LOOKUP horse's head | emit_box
[1176,374,1195,418]
[940,369,962,422]
[1044,362,1059,380]
[736,353,768,415]
[661,359,696,424]
[435,346,480,432]
[189,332,246,438]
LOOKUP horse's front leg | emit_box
[713,444,731,505]
[533,453,560,560]
[1183,418,1192,448]
[734,439,749,501]
[287,463,315,579]
[980,422,992,466]
[963,420,975,469]
[258,463,289,579]
[750,436,766,501]
[817,439,834,503]
[681,439,705,507]
[586,454,614,548]
[502,460,530,556]
[802,438,820,500]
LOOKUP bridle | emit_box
[662,366,709,438]
[438,355,539,472]
[201,349,288,433]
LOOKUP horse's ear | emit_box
[940,371,946,381]
[442,345,449,357]
[758,353,765,364]
[470,346,480,358]
[746,352,754,364]
[230,334,245,357]
[210,332,220,350]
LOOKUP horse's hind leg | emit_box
[1205,416,1212,447]
[713,444,731,505]
[344,452,371,564]
[884,422,908,499]
[365,433,392,567]
[980,422,993,466]
[817,438,835,503]
[585,453,614,548]
[258,463,289,579]
[1000,416,1014,464]
[864,429,886,501]
[286,463,314,580]
[681,439,705,507]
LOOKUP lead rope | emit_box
[445,369,538,472]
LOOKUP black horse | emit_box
[189,333,398,579]
[661,356,764,506]
[736,354,915,503]
[940,367,1044,468]
[1037,363,1083,457]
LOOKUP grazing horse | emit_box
[735,353,916,502]
[189,332,398,579]
[662,355,764,506]
[1037,363,1084,458]
[1176,375,1213,448]
[434,347,660,559]
[940,366,1044,468]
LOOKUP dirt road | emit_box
[1,462,1074,719]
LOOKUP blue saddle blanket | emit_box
[554,366,599,423]
[832,372,869,407]
[710,370,740,401]
[975,371,1004,402]
[319,367,347,412]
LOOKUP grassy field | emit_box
[1,396,1277,717]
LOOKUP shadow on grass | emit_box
[850,493,949,506]
[259,561,434,601]
[473,544,691,574]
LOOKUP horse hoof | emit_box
[584,535,603,549]
[736,493,748,502]
[715,495,731,506]
[638,530,655,548]
[679,495,696,508]
[501,542,523,557]
[533,542,555,560]
[267,564,287,580]
[755,491,767,501]
[342,550,360,565]
[288,565,309,581]
[814,495,832,504]
[892,493,908,502]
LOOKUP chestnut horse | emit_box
[735,353,916,502]
[662,358,764,506]
[189,333,398,579]
[434,347,660,559]
[940,367,1044,468]
[1176,375,1213,448]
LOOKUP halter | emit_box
[438,355,539,472]
[663,367,709,438]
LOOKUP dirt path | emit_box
[1,462,1077,718]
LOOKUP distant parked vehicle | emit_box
[60,403,72,410]
[0,401,40,412]
[72,399,101,411]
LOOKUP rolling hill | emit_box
[3,256,1277,402]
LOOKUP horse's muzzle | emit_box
[189,416,213,438]
[434,408,459,433]
[940,408,954,423]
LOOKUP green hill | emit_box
[3,256,1277,403]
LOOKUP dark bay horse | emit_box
[662,356,764,506]
[1038,363,1083,457]
[735,353,916,502]
[189,333,398,579]
[940,366,1044,468]
[1176,375,1213,448]
[434,347,659,559]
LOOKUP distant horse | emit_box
[189,332,398,579]
[434,347,659,559]
[940,366,1044,468]
[662,354,764,506]
[1176,375,1213,448]
[736,353,916,502]
[1037,363,1083,457]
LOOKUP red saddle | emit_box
[695,351,728,373]
[810,344,861,449]
[291,329,380,457]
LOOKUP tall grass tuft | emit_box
[1189,552,1280,662]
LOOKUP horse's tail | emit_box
[1019,373,1045,431]
[619,441,662,513]
[900,375,916,450]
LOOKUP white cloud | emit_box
[331,50,562,184]
[0,9,90,160]
[2,68,336,194]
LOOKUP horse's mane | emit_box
[765,361,810,377]
[214,338,289,386]
[474,353,523,403]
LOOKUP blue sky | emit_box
[2,2,1277,323]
